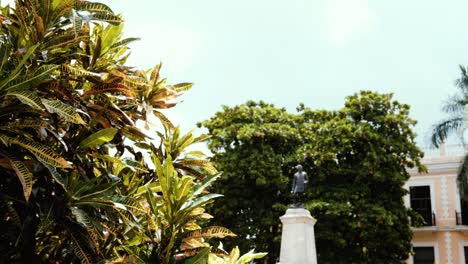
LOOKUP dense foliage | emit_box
[199,101,300,263]
[0,1,265,263]
[201,92,426,263]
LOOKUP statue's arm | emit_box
[304,172,308,184]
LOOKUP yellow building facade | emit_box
[406,146,468,264]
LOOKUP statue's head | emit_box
[295,164,303,171]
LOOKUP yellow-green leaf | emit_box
[185,226,236,240]
[79,128,118,149]
[7,90,43,109]
[174,82,193,92]
[41,99,85,124]
[8,158,33,202]
[5,65,59,91]
[176,175,194,201]
[4,136,72,168]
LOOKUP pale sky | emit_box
[50,1,468,146]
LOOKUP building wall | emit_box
[406,155,468,264]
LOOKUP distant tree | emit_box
[201,92,426,263]
[199,101,301,264]
[299,91,425,263]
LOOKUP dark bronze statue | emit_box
[291,164,308,207]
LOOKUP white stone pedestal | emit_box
[279,208,317,264]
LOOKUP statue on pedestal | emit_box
[291,164,308,207]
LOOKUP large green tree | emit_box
[201,92,425,263]
[299,91,425,263]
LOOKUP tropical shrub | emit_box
[0,1,249,263]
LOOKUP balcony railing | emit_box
[410,211,436,227]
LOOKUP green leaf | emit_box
[79,128,118,149]
[72,12,83,38]
[135,182,161,197]
[174,82,193,92]
[61,64,101,78]
[153,110,174,130]
[6,90,43,109]
[110,37,140,49]
[185,226,236,240]
[182,247,210,264]
[181,193,223,212]
[236,250,267,264]
[123,158,149,173]
[4,65,59,91]
[44,164,67,190]
[76,2,114,14]
[68,223,95,264]
[192,173,221,197]
[8,158,33,202]
[2,120,48,129]
[176,175,194,201]
[2,135,72,169]
[121,126,150,141]
[41,98,86,124]
[0,44,39,90]
[90,12,123,25]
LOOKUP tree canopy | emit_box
[200,91,426,263]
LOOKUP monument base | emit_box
[279,208,317,264]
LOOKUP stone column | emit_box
[279,208,318,264]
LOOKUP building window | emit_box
[410,186,434,226]
[464,246,468,264]
[413,247,435,264]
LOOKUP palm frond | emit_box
[442,94,468,114]
[456,65,468,94]
[430,117,464,147]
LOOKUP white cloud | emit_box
[326,0,376,45]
